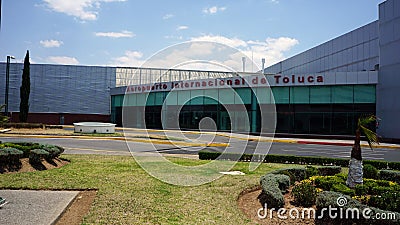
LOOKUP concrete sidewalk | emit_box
[0,190,79,225]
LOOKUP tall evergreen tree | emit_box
[19,50,30,122]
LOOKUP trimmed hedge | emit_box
[388,162,400,171]
[369,191,400,213]
[355,184,369,196]
[274,174,291,193]
[316,191,400,225]
[1,142,42,158]
[0,147,23,164]
[258,174,290,208]
[273,170,296,184]
[198,150,400,170]
[29,149,50,164]
[314,175,346,191]
[45,125,63,129]
[306,166,319,178]
[364,164,379,179]
[272,168,306,182]
[317,166,342,176]
[379,170,400,184]
[41,144,64,158]
[0,142,65,166]
[3,123,44,129]
[331,183,355,196]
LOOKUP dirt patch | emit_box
[0,158,69,174]
[56,190,97,225]
[238,186,315,225]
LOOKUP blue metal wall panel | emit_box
[264,21,380,75]
[0,63,116,114]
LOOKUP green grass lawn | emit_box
[0,155,295,224]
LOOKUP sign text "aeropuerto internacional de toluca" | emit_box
[124,72,378,94]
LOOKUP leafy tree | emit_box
[347,115,380,188]
[19,50,30,122]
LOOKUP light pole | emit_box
[5,55,15,114]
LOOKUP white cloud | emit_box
[163,14,174,20]
[40,39,63,48]
[111,35,298,72]
[47,56,79,65]
[164,35,183,40]
[42,0,127,21]
[176,26,189,31]
[191,35,247,48]
[111,50,145,66]
[95,30,135,38]
[203,6,226,14]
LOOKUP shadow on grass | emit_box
[29,160,47,171]
[45,158,58,166]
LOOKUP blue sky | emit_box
[1,0,383,71]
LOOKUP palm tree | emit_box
[346,115,380,188]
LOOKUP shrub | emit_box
[355,184,369,196]
[286,168,307,181]
[272,168,306,182]
[376,179,392,187]
[274,174,291,193]
[363,180,381,196]
[316,191,400,225]
[317,166,342,176]
[273,170,295,186]
[314,175,346,190]
[3,142,42,158]
[41,144,62,159]
[29,149,49,164]
[292,181,317,207]
[364,160,388,170]
[335,173,347,181]
[388,162,400,171]
[379,170,400,184]
[55,145,65,155]
[0,147,23,164]
[197,151,400,170]
[363,164,379,179]
[369,191,400,213]
[352,195,370,205]
[45,125,63,129]
[305,166,319,178]
[3,123,44,129]
[371,186,394,195]
[198,151,219,160]
[331,183,355,196]
[258,174,287,208]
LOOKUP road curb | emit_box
[297,141,353,147]
[296,140,400,149]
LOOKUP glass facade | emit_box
[111,84,376,135]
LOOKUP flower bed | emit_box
[258,165,400,224]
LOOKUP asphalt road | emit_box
[1,134,399,162]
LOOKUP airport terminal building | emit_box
[0,0,399,139]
